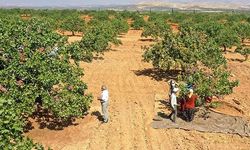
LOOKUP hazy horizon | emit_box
[0,0,249,7]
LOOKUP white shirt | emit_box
[170,93,177,108]
[170,87,179,108]
[101,89,109,102]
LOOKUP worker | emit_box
[98,85,109,123]
[168,80,176,97]
[168,80,179,123]
[183,89,198,122]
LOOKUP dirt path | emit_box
[26,30,250,150]
[79,30,168,150]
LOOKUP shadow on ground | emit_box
[154,99,188,122]
[228,58,245,62]
[133,68,180,81]
[91,111,103,122]
[154,99,172,121]
[139,38,155,42]
[25,106,86,131]
[93,56,104,60]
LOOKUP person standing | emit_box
[168,80,177,98]
[169,87,179,123]
[168,80,179,123]
[183,89,198,122]
[98,85,109,123]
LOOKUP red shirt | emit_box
[184,94,198,109]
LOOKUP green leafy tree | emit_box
[110,18,129,34]
[119,10,135,19]
[142,19,171,40]
[0,17,92,149]
[232,22,250,43]
[65,21,122,62]
[193,22,241,51]
[179,69,239,101]
[235,47,250,61]
[65,42,93,62]
[80,22,121,53]
[90,11,109,21]
[143,28,226,71]
[143,27,238,101]
[131,15,146,30]
[216,27,241,52]
[60,16,85,36]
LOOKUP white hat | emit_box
[170,80,175,85]
[101,85,107,90]
[173,87,179,93]
[189,89,193,93]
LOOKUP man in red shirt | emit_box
[183,89,198,122]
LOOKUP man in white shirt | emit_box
[98,85,109,123]
[168,80,179,123]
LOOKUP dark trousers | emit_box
[183,108,195,122]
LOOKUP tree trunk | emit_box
[72,31,75,36]
[242,38,244,43]
[245,55,249,61]
[223,45,227,52]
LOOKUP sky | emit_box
[0,0,148,6]
[0,0,249,7]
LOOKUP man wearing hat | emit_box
[169,80,179,123]
[98,85,109,123]
[183,89,198,122]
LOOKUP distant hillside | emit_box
[162,0,250,4]
[92,1,250,11]
[137,1,250,11]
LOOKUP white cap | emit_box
[173,87,179,92]
[189,89,193,93]
[101,85,107,90]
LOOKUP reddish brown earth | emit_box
[20,14,31,20]
[26,30,250,150]
[56,30,83,36]
[143,15,149,22]
[166,22,179,33]
[67,36,82,44]
[127,18,134,26]
[56,30,83,44]
[170,23,179,33]
[81,15,93,23]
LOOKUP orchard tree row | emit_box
[1,9,250,149]
[0,17,93,149]
[141,11,250,60]
[0,10,129,149]
[142,14,250,104]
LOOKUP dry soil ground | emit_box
[26,30,250,150]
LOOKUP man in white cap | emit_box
[98,85,109,123]
[169,80,179,123]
